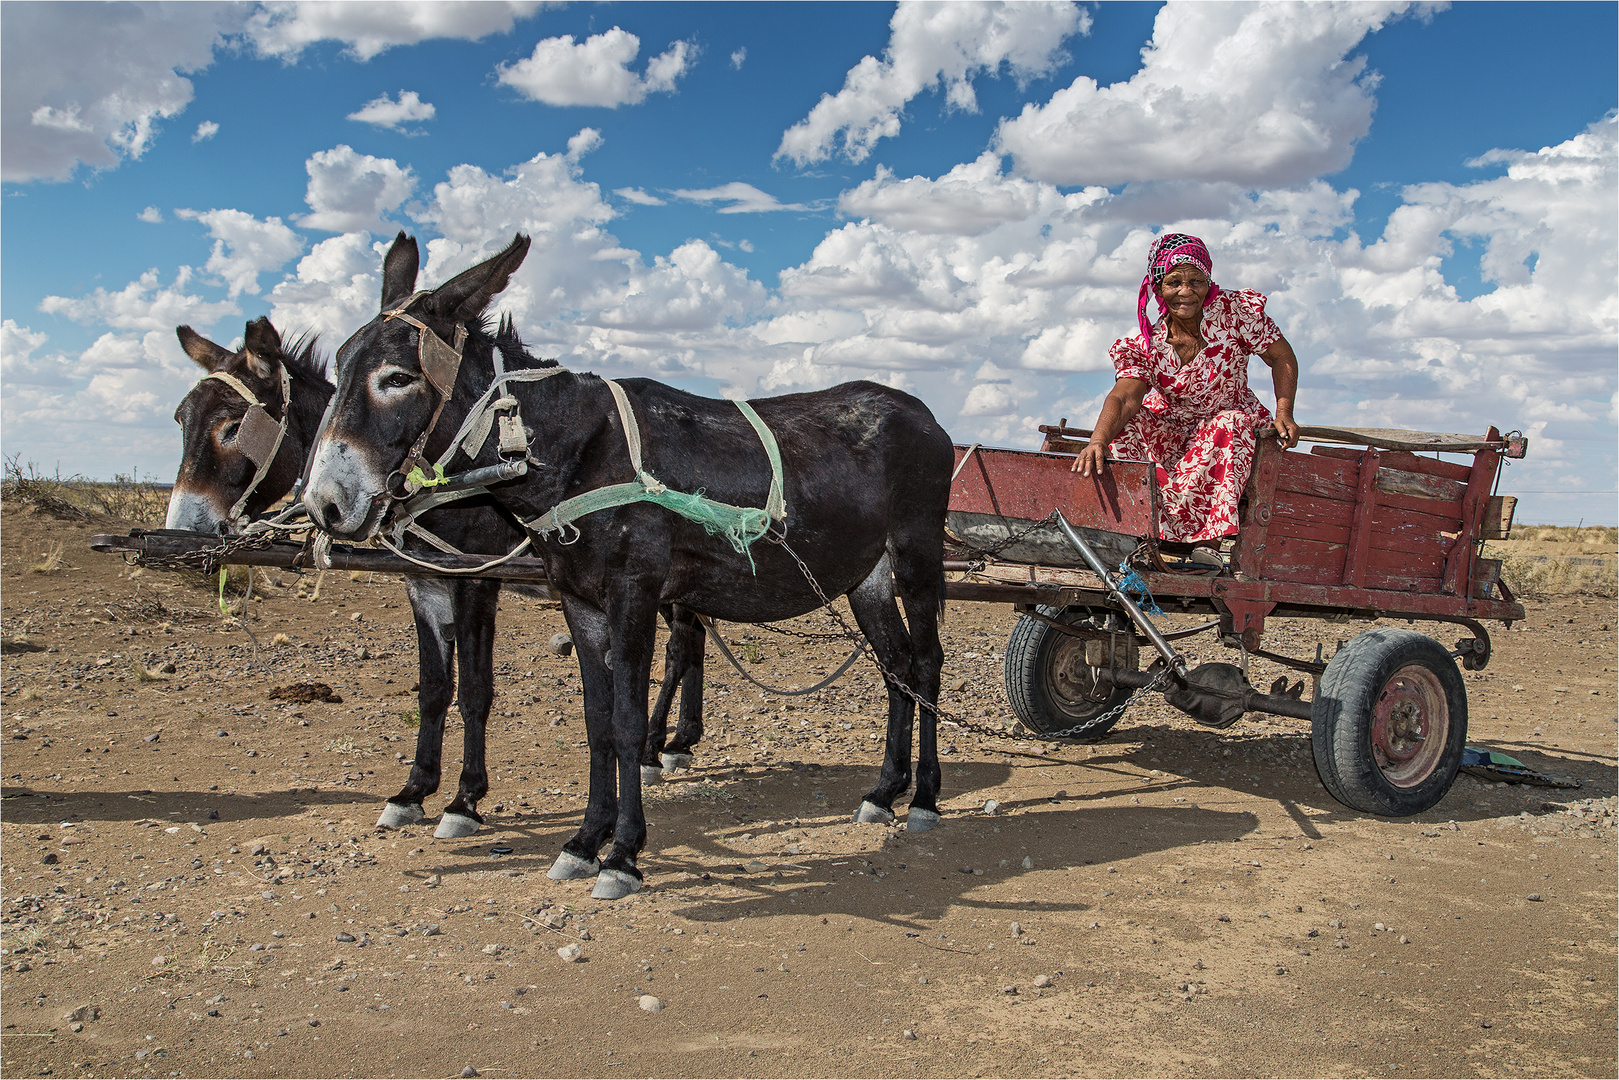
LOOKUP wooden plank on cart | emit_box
[950,445,1157,535]
[1297,427,1514,453]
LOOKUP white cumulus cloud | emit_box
[615,187,666,207]
[246,1,549,61]
[39,267,239,332]
[193,120,219,142]
[995,0,1425,187]
[497,27,694,107]
[175,209,304,297]
[670,183,807,215]
[347,89,435,131]
[268,233,391,346]
[138,206,164,224]
[776,0,1089,166]
[298,145,416,234]
[1,1,240,182]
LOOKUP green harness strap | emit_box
[526,385,786,570]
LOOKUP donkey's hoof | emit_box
[906,808,942,833]
[376,802,424,829]
[660,752,693,772]
[854,801,895,825]
[591,869,643,900]
[546,851,600,881]
[639,765,663,785]
[433,812,481,839]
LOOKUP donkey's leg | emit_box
[595,593,660,900]
[435,578,501,839]
[845,554,919,826]
[661,606,706,771]
[547,599,617,881]
[893,543,947,832]
[380,577,456,828]
[641,606,683,784]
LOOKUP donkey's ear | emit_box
[426,234,531,325]
[176,325,233,372]
[242,317,283,380]
[380,231,420,311]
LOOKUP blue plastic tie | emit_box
[1115,560,1164,617]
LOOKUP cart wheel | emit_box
[1311,628,1467,816]
[1004,607,1134,739]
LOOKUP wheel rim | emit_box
[1370,664,1449,788]
[1044,634,1111,716]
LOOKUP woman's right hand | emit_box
[1072,377,1148,476]
[1073,440,1109,477]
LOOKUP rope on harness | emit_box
[702,617,866,697]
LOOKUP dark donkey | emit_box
[166,316,709,838]
[303,233,953,900]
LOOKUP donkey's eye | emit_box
[219,422,240,444]
[381,372,417,391]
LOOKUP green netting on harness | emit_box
[641,487,774,569]
[524,392,785,573]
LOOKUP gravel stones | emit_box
[557,943,582,962]
[638,994,664,1012]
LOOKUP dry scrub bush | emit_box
[1497,554,1617,600]
[2,455,167,524]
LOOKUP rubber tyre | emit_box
[1003,606,1134,739]
[1311,628,1467,816]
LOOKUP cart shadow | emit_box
[1077,721,1616,824]
[0,785,388,824]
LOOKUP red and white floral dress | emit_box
[1106,288,1282,544]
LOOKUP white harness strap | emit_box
[202,363,293,525]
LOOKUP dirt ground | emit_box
[2,501,1615,1080]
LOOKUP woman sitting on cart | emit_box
[1075,232,1300,560]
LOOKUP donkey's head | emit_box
[303,231,530,540]
[166,317,329,533]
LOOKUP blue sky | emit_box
[3,1,1615,524]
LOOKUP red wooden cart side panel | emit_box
[1312,445,1474,483]
[1231,438,1282,577]
[1442,427,1503,597]
[1273,491,1355,532]
[1274,453,1360,502]
[1376,490,1464,521]
[950,445,1158,536]
[1264,535,1445,590]
[1341,449,1382,586]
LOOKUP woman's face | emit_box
[1156,265,1210,322]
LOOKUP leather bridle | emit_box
[199,362,293,526]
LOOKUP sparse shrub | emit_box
[29,541,64,573]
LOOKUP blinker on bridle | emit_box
[378,291,468,498]
[200,362,293,525]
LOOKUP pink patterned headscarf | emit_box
[1137,232,1221,348]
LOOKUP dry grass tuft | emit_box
[29,541,65,574]
[130,660,170,682]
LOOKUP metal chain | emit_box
[946,511,1060,565]
[1023,665,1174,741]
[132,528,286,577]
[768,530,1050,740]
[746,618,850,643]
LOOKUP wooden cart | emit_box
[92,422,1526,817]
[944,421,1527,816]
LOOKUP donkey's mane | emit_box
[278,329,331,387]
[490,313,558,371]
